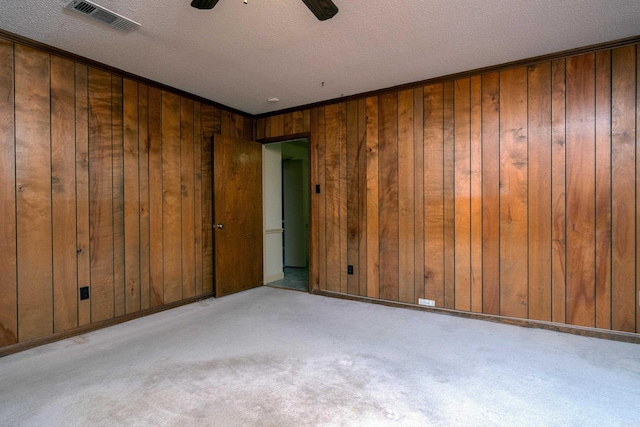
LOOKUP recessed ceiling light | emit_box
[267,98,280,103]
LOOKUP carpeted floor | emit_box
[1,286,639,426]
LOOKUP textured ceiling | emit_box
[1,0,640,115]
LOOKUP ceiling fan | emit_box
[191,0,339,21]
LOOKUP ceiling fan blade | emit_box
[300,0,338,21]
[191,0,220,10]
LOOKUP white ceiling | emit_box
[1,0,640,115]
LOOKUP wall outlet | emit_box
[79,286,90,300]
[418,298,435,307]
[347,265,354,275]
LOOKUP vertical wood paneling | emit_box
[611,46,636,332]
[470,76,483,313]
[424,84,445,307]
[162,92,182,304]
[88,68,114,323]
[357,99,368,297]
[413,88,425,304]
[0,40,17,346]
[339,104,348,294]
[442,82,455,309]
[293,111,304,134]
[481,73,500,315]
[324,104,340,292]
[365,97,379,298]
[15,45,52,341]
[148,87,163,306]
[398,89,415,304]
[304,110,311,133]
[317,107,327,291]
[637,47,640,333]
[201,105,214,295]
[379,93,399,301]
[112,76,125,318]
[527,63,552,322]
[310,108,320,291]
[551,59,567,323]
[181,99,196,299]
[51,56,78,332]
[75,64,91,327]
[594,51,612,330]
[123,79,140,314]
[284,113,293,135]
[566,54,596,327]
[499,67,528,319]
[346,101,360,295]
[454,78,472,311]
[138,84,150,310]
[193,102,203,296]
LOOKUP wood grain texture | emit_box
[339,104,348,294]
[138,84,150,310]
[499,67,528,319]
[610,46,636,332]
[398,89,415,304]
[317,107,327,291]
[293,111,304,134]
[88,67,114,323]
[365,97,380,298]
[123,78,140,314]
[51,55,78,332]
[181,99,196,299]
[15,45,53,342]
[346,101,360,295]
[193,102,203,296]
[594,51,612,330]
[566,54,596,327]
[324,104,341,292]
[551,59,567,324]
[201,105,215,295]
[637,46,640,333]
[112,76,125,318]
[0,40,17,346]
[413,88,424,304]
[213,135,262,296]
[470,76,483,313]
[423,84,445,307]
[481,73,500,315]
[442,82,455,309]
[357,99,368,297]
[148,87,164,306]
[527,63,552,322]
[162,91,183,304]
[75,64,91,327]
[310,108,320,291]
[454,78,472,311]
[379,93,399,302]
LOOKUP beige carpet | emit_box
[1,286,639,426]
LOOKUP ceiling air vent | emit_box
[65,0,140,31]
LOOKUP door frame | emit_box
[259,133,313,292]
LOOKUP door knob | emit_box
[216,224,224,229]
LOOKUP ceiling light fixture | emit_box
[268,98,280,103]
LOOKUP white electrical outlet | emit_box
[418,298,435,307]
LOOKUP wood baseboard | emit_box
[0,293,214,357]
[312,290,640,345]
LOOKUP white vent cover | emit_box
[65,0,140,31]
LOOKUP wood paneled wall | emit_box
[257,43,640,334]
[0,39,252,348]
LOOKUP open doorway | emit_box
[262,139,310,292]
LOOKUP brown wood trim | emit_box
[0,293,214,357]
[0,29,250,119]
[255,34,640,119]
[257,132,311,144]
[312,290,640,345]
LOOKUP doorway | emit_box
[262,139,310,292]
